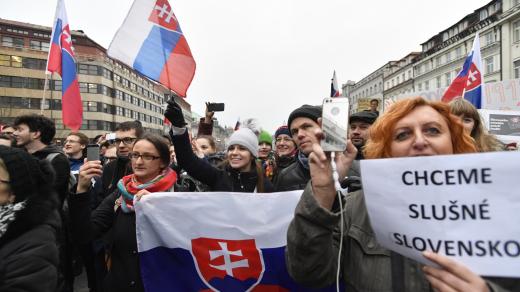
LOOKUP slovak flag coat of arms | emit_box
[441,32,484,109]
[135,192,337,292]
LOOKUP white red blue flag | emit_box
[330,70,340,97]
[46,0,83,131]
[108,0,196,97]
[135,191,337,291]
[441,32,484,109]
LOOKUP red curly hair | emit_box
[364,97,477,159]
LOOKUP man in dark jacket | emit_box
[274,104,321,191]
[12,114,72,292]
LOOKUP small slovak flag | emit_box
[46,0,83,131]
[330,70,340,97]
[441,32,484,109]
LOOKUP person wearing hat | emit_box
[165,100,274,193]
[0,146,60,291]
[257,130,276,181]
[271,125,297,180]
[274,104,322,191]
[349,111,378,160]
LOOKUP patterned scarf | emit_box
[117,168,177,213]
[0,201,26,238]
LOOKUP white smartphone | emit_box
[320,97,349,152]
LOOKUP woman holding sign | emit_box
[286,97,516,292]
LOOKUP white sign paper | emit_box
[360,151,520,277]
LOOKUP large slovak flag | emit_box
[135,192,337,292]
[108,0,196,97]
[441,32,484,109]
[330,70,340,97]
[46,0,83,131]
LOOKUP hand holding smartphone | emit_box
[86,144,100,162]
[320,97,349,152]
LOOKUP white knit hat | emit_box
[227,128,259,157]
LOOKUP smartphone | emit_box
[321,97,349,152]
[106,132,116,141]
[86,144,100,161]
[207,102,225,112]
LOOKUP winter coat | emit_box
[286,184,518,292]
[101,156,132,197]
[273,156,310,191]
[32,144,70,204]
[69,190,144,292]
[172,131,274,193]
[0,189,60,291]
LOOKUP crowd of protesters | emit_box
[0,95,518,292]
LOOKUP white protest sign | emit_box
[360,151,520,277]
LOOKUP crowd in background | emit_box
[0,97,518,292]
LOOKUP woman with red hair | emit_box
[286,97,515,291]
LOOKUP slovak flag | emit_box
[46,0,83,131]
[441,32,484,109]
[330,70,340,97]
[135,192,337,292]
[108,0,196,97]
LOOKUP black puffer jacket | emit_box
[171,130,274,193]
[273,154,310,191]
[0,179,60,291]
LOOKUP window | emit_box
[116,106,123,116]
[53,80,62,91]
[446,52,451,63]
[455,47,463,58]
[0,55,9,66]
[514,60,520,79]
[6,28,28,35]
[23,57,46,70]
[102,68,112,80]
[11,77,24,88]
[479,9,488,21]
[425,80,430,91]
[397,76,400,84]
[485,56,494,74]
[514,20,520,42]
[79,82,88,93]
[78,64,99,75]
[2,36,24,48]
[435,56,442,67]
[484,32,495,46]
[29,40,49,52]
[125,93,131,103]
[445,72,452,87]
[88,83,98,93]
[418,83,422,91]
[436,76,442,88]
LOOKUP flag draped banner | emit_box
[441,32,484,108]
[135,191,337,292]
[46,0,83,131]
[330,70,340,97]
[108,0,196,97]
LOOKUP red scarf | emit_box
[117,168,177,213]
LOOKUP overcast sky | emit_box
[2,0,491,133]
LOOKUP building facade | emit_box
[0,18,192,139]
[343,0,520,113]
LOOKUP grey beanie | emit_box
[227,128,259,157]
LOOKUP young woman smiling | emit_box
[70,134,176,292]
[165,100,274,193]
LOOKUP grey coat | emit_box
[285,183,514,292]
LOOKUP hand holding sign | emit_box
[422,251,489,292]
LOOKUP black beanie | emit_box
[0,146,54,203]
[287,105,322,133]
[349,111,378,125]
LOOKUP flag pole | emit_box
[41,73,51,115]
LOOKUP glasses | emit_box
[275,137,293,143]
[114,137,137,145]
[105,156,117,162]
[64,139,80,144]
[129,152,160,161]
